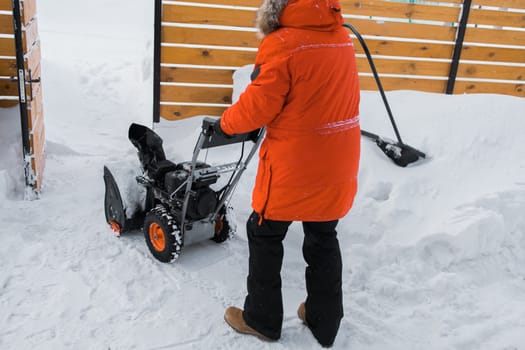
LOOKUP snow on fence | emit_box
[0,0,45,194]
[154,0,525,121]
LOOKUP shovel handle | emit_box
[344,23,404,145]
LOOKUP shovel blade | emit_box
[376,139,425,167]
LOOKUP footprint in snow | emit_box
[366,182,393,202]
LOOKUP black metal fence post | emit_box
[11,0,33,188]
[153,0,162,123]
[446,0,473,95]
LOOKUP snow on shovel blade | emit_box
[376,138,425,167]
[361,129,426,167]
[103,164,146,235]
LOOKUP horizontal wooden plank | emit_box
[461,44,525,63]
[160,60,525,90]
[160,85,233,104]
[0,0,11,11]
[357,39,454,59]
[165,0,260,6]
[162,0,463,22]
[169,0,464,8]
[160,77,450,105]
[158,84,524,119]
[426,0,462,3]
[346,18,457,42]
[22,0,37,26]
[161,20,457,48]
[159,78,448,120]
[356,57,450,77]
[0,77,18,96]
[0,99,17,107]
[457,62,525,81]
[0,13,13,35]
[162,26,260,48]
[0,74,39,99]
[161,66,235,84]
[454,80,524,97]
[472,0,525,10]
[340,0,460,24]
[162,46,256,66]
[0,36,14,56]
[465,26,525,47]
[469,7,525,28]
[359,75,447,93]
[0,61,14,75]
[160,105,227,120]
[161,40,455,67]
[162,20,456,48]
[163,8,458,42]
[163,3,256,28]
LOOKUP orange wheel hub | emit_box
[109,220,121,235]
[149,222,166,252]
[215,216,224,234]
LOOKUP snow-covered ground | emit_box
[1,1,525,349]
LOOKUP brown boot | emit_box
[297,302,307,324]
[224,306,273,341]
[298,302,337,348]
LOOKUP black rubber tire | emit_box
[211,207,234,243]
[143,205,183,263]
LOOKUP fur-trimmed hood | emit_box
[256,0,289,36]
[256,0,343,36]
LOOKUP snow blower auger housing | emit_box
[103,118,264,263]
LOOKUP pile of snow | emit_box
[1,1,525,349]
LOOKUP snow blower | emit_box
[343,23,426,167]
[103,118,264,263]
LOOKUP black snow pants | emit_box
[242,211,344,347]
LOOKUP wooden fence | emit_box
[154,0,525,121]
[0,0,45,193]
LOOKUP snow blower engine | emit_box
[103,118,264,263]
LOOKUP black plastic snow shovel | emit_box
[343,23,426,167]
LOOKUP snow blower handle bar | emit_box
[201,117,262,149]
[180,118,265,233]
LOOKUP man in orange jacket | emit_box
[219,0,361,346]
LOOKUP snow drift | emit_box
[1,0,525,349]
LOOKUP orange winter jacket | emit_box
[221,0,361,222]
